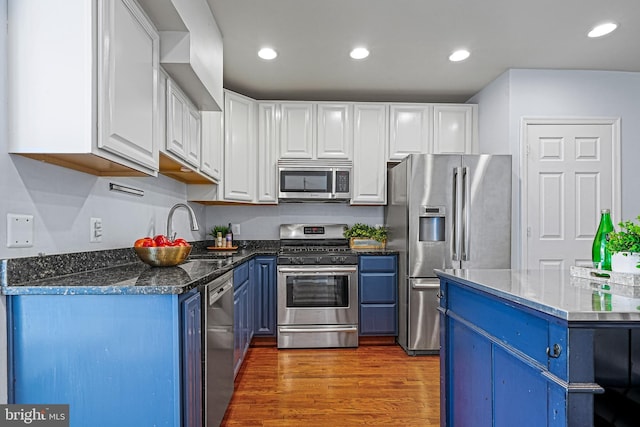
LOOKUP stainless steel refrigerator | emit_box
[385,154,512,355]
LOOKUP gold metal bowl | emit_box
[134,246,192,267]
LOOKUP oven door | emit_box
[277,265,358,325]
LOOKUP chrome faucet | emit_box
[166,203,199,240]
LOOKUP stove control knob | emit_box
[315,256,323,264]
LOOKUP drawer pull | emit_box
[546,343,562,359]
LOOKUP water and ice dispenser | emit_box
[419,206,446,242]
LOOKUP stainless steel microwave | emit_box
[277,160,352,202]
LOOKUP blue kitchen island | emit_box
[436,269,640,427]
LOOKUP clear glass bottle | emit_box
[592,209,614,270]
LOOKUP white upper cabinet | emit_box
[8,0,160,176]
[432,104,478,154]
[279,102,353,160]
[257,103,279,203]
[224,91,256,202]
[98,0,159,172]
[388,104,432,161]
[351,104,388,205]
[279,103,315,159]
[200,111,223,182]
[166,78,201,167]
[316,103,352,159]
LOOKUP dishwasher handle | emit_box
[209,282,233,305]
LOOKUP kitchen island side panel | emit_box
[9,294,181,426]
[439,274,604,427]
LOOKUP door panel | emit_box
[525,122,618,269]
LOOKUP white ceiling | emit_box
[206,0,640,103]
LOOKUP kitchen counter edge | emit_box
[435,268,640,323]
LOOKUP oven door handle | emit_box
[278,326,359,333]
[277,266,358,274]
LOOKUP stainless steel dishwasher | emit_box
[203,271,234,427]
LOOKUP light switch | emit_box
[7,213,34,248]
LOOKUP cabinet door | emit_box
[200,111,222,181]
[432,104,477,154]
[447,317,493,427]
[166,79,189,161]
[493,345,548,427]
[254,257,277,336]
[257,103,279,203]
[317,103,352,159]
[98,0,159,171]
[248,259,256,342]
[186,107,201,167]
[180,290,202,427]
[224,91,256,202]
[280,103,314,158]
[388,104,431,160]
[233,287,242,377]
[352,104,388,205]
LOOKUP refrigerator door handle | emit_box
[452,166,464,261]
[462,166,470,261]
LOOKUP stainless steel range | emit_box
[277,224,359,349]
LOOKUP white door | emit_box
[523,119,620,270]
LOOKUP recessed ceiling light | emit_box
[350,47,369,60]
[588,22,618,38]
[449,49,470,62]
[258,47,277,60]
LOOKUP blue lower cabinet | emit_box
[254,257,277,336]
[358,255,398,336]
[233,262,251,378]
[180,290,203,427]
[8,289,202,427]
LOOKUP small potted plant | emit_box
[344,223,388,249]
[209,225,229,247]
[606,215,640,273]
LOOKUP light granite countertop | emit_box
[436,268,640,322]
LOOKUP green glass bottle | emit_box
[592,209,614,270]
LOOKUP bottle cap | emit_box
[601,209,610,214]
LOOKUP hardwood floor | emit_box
[221,340,440,426]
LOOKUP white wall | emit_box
[0,0,7,404]
[469,69,640,267]
[205,204,384,240]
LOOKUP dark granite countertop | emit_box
[0,240,397,296]
[0,241,278,296]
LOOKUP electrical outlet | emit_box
[231,224,241,236]
[7,213,34,248]
[90,218,103,243]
